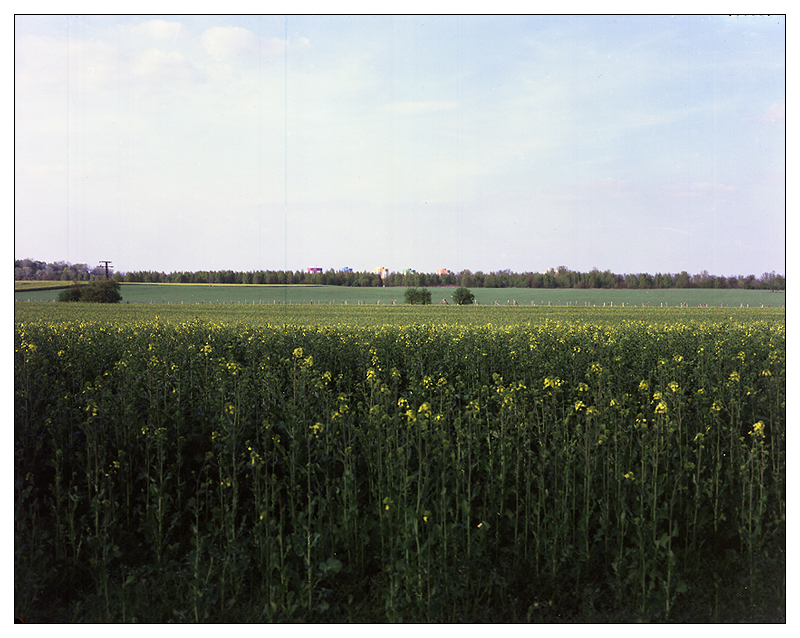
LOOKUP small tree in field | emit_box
[57,282,84,302]
[404,287,431,305]
[81,278,122,303]
[58,278,122,303]
[452,287,475,305]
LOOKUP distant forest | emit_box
[15,259,785,291]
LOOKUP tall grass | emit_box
[15,313,785,622]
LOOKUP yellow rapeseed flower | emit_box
[750,421,765,438]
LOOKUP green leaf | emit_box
[326,556,343,573]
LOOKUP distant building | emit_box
[307,267,323,274]
[436,268,451,276]
[374,266,389,280]
[402,268,416,275]
[340,267,353,272]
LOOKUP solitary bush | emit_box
[404,287,431,304]
[57,278,122,303]
[452,286,475,305]
[56,282,84,302]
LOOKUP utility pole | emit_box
[99,261,113,279]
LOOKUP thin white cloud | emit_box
[67,38,119,91]
[201,26,257,58]
[538,177,636,204]
[654,227,691,236]
[263,37,287,55]
[385,100,458,115]
[133,19,183,43]
[667,182,737,198]
[131,48,197,85]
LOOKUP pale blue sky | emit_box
[15,14,785,276]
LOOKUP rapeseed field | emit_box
[15,303,785,622]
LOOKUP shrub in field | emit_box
[57,278,122,303]
[14,310,785,622]
[56,282,84,302]
[404,287,431,305]
[452,286,475,305]
[80,278,122,303]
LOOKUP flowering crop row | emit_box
[14,306,785,622]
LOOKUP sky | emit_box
[14,14,786,277]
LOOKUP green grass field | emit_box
[14,281,786,307]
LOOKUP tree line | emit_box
[15,259,785,291]
[14,259,108,282]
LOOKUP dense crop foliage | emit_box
[12,301,785,329]
[15,305,785,622]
